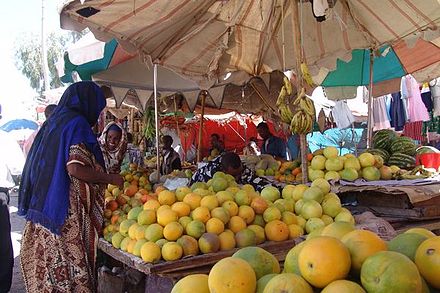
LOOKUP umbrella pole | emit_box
[153,63,160,182]
[291,0,308,183]
[197,92,206,163]
[366,49,374,148]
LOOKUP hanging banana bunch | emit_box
[142,106,156,140]
[276,76,294,124]
[290,87,316,135]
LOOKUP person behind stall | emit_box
[0,105,25,293]
[99,122,128,174]
[18,81,124,292]
[161,135,182,175]
[243,137,260,156]
[209,133,225,156]
[287,134,300,160]
[23,104,57,157]
[191,152,274,192]
[257,122,287,160]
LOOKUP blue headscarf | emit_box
[18,81,106,235]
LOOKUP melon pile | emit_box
[103,172,355,263]
[171,227,440,293]
[369,129,417,170]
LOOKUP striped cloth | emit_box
[403,121,424,142]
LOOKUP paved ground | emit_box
[9,191,26,293]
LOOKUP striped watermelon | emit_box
[365,148,390,163]
[372,129,397,151]
[416,146,440,155]
[390,137,416,156]
[388,153,416,170]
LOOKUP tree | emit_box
[14,30,88,93]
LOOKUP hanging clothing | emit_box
[429,78,440,116]
[402,75,430,122]
[99,122,128,174]
[389,92,406,131]
[372,96,391,131]
[385,94,392,121]
[311,0,328,22]
[332,101,355,129]
[21,143,105,292]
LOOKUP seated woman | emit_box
[99,122,127,174]
[161,135,182,175]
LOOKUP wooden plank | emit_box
[98,237,303,277]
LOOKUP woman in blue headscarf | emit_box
[18,81,123,292]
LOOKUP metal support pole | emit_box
[197,93,206,163]
[153,64,160,181]
[366,49,374,148]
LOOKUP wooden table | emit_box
[98,237,303,292]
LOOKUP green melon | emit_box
[390,137,416,156]
[387,153,416,170]
[388,233,428,261]
[372,130,397,151]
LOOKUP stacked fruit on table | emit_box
[170,226,439,293]
[103,171,356,264]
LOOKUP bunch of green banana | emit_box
[290,109,313,134]
[276,76,294,124]
[142,106,156,140]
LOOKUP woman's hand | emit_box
[106,174,124,187]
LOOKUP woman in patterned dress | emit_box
[18,82,123,292]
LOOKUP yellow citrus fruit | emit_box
[158,190,177,205]
[145,223,164,242]
[219,230,236,251]
[415,236,440,289]
[288,224,304,239]
[341,229,388,272]
[200,195,219,211]
[208,257,256,293]
[298,236,351,288]
[183,193,202,210]
[211,207,231,224]
[206,218,225,235]
[143,199,160,211]
[238,205,255,224]
[192,206,211,223]
[163,222,184,241]
[162,242,183,261]
[171,274,209,293]
[157,209,178,226]
[140,241,161,263]
[228,216,247,233]
[247,224,266,244]
[282,211,297,225]
[265,220,289,242]
[222,200,239,217]
[171,202,191,217]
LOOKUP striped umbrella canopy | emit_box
[320,38,440,97]
[59,0,440,88]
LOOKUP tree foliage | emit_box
[14,30,88,92]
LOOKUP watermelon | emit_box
[365,148,390,163]
[372,130,397,151]
[390,137,416,156]
[416,146,440,155]
[388,153,416,170]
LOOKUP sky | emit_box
[0,0,63,122]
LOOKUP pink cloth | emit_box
[404,75,430,122]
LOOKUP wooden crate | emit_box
[98,237,302,278]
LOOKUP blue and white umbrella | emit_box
[0,119,38,132]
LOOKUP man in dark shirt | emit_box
[160,135,182,175]
[257,122,287,160]
[191,152,274,192]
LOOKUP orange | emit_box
[140,242,161,263]
[158,190,177,205]
[222,201,239,217]
[238,205,255,224]
[125,185,138,197]
[192,206,211,223]
[208,257,256,293]
[183,193,202,210]
[206,218,225,235]
[341,229,387,272]
[163,222,184,241]
[415,236,440,289]
[218,230,236,251]
[228,216,247,233]
[143,199,160,211]
[161,242,183,261]
[264,220,289,242]
[171,202,191,217]
[298,236,351,288]
[157,209,178,226]
[200,195,219,211]
[250,197,268,214]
